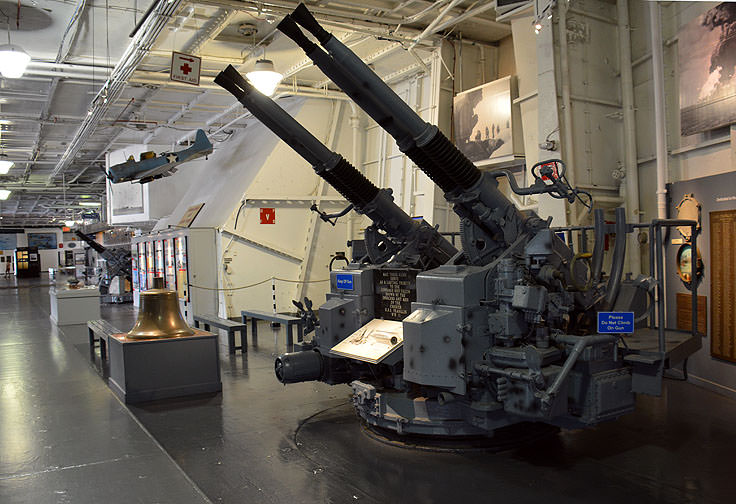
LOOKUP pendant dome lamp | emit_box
[0,16,30,79]
[246,58,283,97]
[245,39,282,96]
[0,145,13,174]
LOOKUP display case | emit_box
[145,242,155,290]
[165,239,176,291]
[131,228,217,324]
[15,247,41,278]
[154,240,164,280]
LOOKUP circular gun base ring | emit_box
[361,421,559,453]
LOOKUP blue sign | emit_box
[335,273,354,290]
[597,312,635,334]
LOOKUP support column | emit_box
[618,0,641,275]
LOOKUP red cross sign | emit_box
[170,51,201,86]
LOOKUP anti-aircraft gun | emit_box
[255,3,703,439]
[74,230,132,296]
[215,65,457,384]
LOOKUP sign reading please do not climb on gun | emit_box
[170,51,201,86]
[597,312,635,334]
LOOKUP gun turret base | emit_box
[362,421,559,453]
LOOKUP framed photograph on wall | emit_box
[453,76,522,167]
[0,234,17,250]
[27,233,58,250]
[679,3,736,136]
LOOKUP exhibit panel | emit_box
[710,209,736,362]
[666,171,736,396]
[132,228,217,324]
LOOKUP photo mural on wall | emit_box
[679,3,736,136]
[0,234,17,250]
[453,76,514,166]
[26,233,58,250]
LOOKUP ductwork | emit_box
[47,0,184,184]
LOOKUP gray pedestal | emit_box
[108,329,221,403]
[50,286,101,326]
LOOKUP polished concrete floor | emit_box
[1,276,735,503]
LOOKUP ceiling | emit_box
[0,0,513,227]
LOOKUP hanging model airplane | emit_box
[107,129,213,184]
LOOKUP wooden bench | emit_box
[240,309,304,350]
[193,314,246,354]
[87,319,120,361]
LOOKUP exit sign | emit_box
[170,51,201,86]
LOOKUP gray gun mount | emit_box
[74,230,131,294]
[215,66,457,385]
[261,4,702,439]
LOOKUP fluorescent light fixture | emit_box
[0,189,11,200]
[0,44,31,78]
[79,201,101,207]
[64,220,76,227]
[246,59,283,97]
[0,158,12,174]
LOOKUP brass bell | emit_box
[127,277,194,339]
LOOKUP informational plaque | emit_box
[676,293,707,335]
[373,269,418,321]
[710,209,736,362]
[177,203,204,228]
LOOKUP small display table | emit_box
[107,328,221,403]
[50,286,101,326]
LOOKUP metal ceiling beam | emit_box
[144,7,237,144]
[70,87,160,184]
[47,0,185,183]
[427,1,502,34]
[196,0,404,25]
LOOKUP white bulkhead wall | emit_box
[513,1,628,222]
[357,47,455,234]
[357,41,504,236]
[215,98,351,317]
[631,0,733,218]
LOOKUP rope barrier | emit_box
[187,276,330,292]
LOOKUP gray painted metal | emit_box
[193,313,246,354]
[108,329,222,404]
[254,5,705,438]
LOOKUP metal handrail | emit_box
[553,217,699,356]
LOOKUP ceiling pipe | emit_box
[47,0,184,184]
[130,0,158,38]
[197,0,404,25]
[403,0,450,24]
[143,7,237,144]
[21,68,102,80]
[649,1,667,219]
[557,3,575,204]
[26,0,90,184]
[28,61,115,73]
[416,1,506,42]
[193,0,430,43]
[409,0,464,49]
